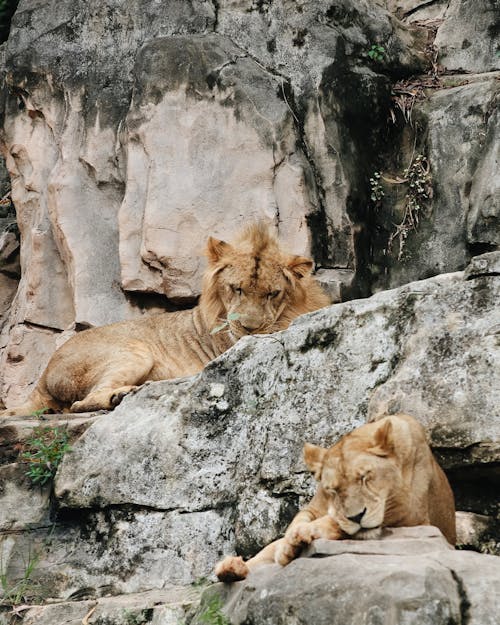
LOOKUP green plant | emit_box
[367,44,386,62]
[31,407,49,419]
[369,171,384,206]
[387,154,432,259]
[21,425,71,485]
[198,594,230,625]
[0,549,39,607]
[210,312,241,335]
[123,609,151,625]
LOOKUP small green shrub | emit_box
[369,171,384,205]
[0,550,39,607]
[21,425,71,485]
[198,594,230,625]
[367,44,386,62]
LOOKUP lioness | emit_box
[1,224,330,416]
[216,414,456,582]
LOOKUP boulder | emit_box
[435,0,500,74]
[2,255,496,600]
[0,0,426,405]
[210,527,500,625]
[371,76,500,290]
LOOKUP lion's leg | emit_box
[275,515,343,566]
[69,352,154,413]
[215,540,280,582]
[0,386,64,418]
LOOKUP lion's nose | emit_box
[239,317,261,332]
[347,508,367,524]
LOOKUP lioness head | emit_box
[201,223,329,338]
[304,419,405,539]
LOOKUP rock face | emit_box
[0,1,499,624]
[0,254,497,613]
[0,0,498,404]
[211,527,500,625]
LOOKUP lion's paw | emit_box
[288,522,316,546]
[215,556,249,582]
[110,386,138,407]
[274,539,302,567]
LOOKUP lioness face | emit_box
[304,420,403,538]
[320,451,402,537]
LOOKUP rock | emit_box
[0,413,100,531]
[372,77,500,290]
[0,587,200,625]
[456,511,500,555]
[1,257,493,599]
[119,34,310,300]
[0,0,426,405]
[211,527,500,625]
[464,251,500,279]
[435,0,500,74]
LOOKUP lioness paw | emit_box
[110,386,138,407]
[288,522,315,546]
[275,539,301,567]
[215,556,249,582]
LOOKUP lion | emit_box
[215,413,456,582]
[0,223,330,416]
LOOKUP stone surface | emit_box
[456,511,500,555]
[435,0,500,74]
[1,257,495,600]
[372,76,500,290]
[0,0,427,406]
[0,413,100,532]
[0,587,200,625]
[212,527,500,625]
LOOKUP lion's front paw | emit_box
[110,386,138,407]
[274,538,301,567]
[288,522,316,546]
[215,556,249,582]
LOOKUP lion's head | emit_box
[304,418,406,539]
[200,223,330,339]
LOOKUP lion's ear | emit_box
[286,255,313,280]
[303,442,326,480]
[368,419,394,457]
[206,237,232,263]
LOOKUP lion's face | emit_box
[304,419,404,538]
[215,259,291,338]
[201,226,315,339]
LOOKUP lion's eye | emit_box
[231,285,243,295]
[267,290,281,299]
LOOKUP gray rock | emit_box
[4,587,200,625]
[435,0,500,74]
[213,527,500,625]
[0,0,425,405]
[456,511,500,555]
[0,258,484,598]
[373,77,500,290]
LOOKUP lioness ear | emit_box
[206,237,232,263]
[303,442,326,480]
[286,255,313,280]
[368,419,394,457]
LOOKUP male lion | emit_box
[216,414,456,582]
[1,224,330,416]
